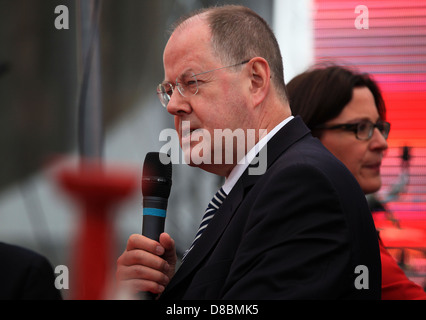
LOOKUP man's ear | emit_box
[247,57,270,107]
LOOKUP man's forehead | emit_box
[174,12,209,34]
[163,17,213,78]
[165,16,210,54]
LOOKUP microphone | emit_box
[141,152,172,242]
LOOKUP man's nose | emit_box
[166,93,192,116]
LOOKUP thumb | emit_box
[159,233,177,278]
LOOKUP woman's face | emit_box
[320,87,389,194]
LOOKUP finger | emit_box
[126,234,165,256]
[120,279,166,295]
[116,258,170,296]
[116,263,170,286]
[159,233,175,251]
[159,233,177,263]
[117,248,170,273]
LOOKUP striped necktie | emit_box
[182,187,227,261]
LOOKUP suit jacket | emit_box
[0,242,62,300]
[160,116,381,299]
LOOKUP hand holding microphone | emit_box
[116,152,177,297]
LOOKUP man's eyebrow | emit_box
[164,68,195,83]
[178,70,199,81]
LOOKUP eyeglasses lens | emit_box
[356,121,390,140]
[157,83,173,107]
[177,73,198,97]
[356,121,372,140]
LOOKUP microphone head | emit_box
[142,152,172,198]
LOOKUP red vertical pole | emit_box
[58,162,137,300]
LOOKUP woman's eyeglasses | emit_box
[315,120,391,141]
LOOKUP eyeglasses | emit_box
[315,120,391,141]
[156,60,250,108]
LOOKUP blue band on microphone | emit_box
[143,208,166,218]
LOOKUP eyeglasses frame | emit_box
[157,59,250,108]
[315,119,391,141]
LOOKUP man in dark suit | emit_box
[0,242,62,300]
[116,5,381,299]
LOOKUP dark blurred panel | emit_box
[0,0,78,191]
[0,0,171,192]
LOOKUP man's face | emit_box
[162,18,251,176]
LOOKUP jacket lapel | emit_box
[239,116,311,188]
[162,178,246,297]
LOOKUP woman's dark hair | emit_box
[287,64,386,137]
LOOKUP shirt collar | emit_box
[222,116,294,195]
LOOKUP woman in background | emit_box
[287,64,426,300]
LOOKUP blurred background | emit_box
[0,0,425,298]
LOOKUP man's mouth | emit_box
[181,126,201,140]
